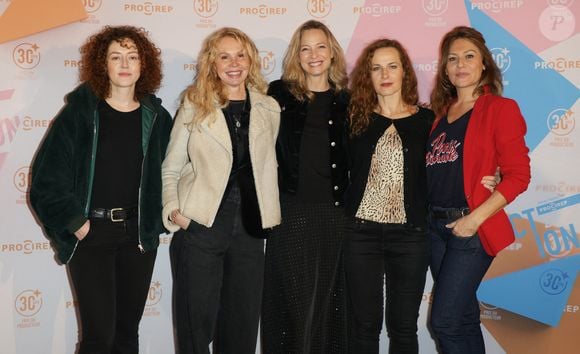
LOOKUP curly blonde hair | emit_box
[184,27,267,125]
[281,20,347,101]
[349,39,418,136]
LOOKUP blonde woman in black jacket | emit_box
[261,20,349,353]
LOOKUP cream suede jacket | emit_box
[162,88,281,233]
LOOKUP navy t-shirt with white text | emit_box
[425,109,472,208]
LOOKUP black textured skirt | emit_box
[262,199,347,354]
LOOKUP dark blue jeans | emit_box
[344,219,429,354]
[170,186,265,354]
[428,208,494,354]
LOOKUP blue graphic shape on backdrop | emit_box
[465,0,579,152]
[536,193,580,215]
[477,255,580,326]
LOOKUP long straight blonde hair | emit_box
[184,27,267,126]
[282,20,347,101]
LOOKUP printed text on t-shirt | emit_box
[426,132,461,166]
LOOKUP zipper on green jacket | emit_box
[137,104,158,252]
[85,109,99,216]
[66,108,99,264]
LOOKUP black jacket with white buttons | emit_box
[267,79,349,207]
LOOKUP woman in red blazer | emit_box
[426,26,530,354]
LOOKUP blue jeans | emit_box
[428,208,494,354]
[344,219,429,354]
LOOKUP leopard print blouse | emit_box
[355,124,407,223]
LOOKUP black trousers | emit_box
[344,219,429,354]
[68,218,157,354]
[170,186,265,354]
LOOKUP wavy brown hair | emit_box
[79,25,162,99]
[349,38,418,136]
[430,26,503,117]
[184,27,267,126]
[282,20,348,101]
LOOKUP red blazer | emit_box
[432,89,531,256]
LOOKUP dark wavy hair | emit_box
[430,26,503,117]
[79,25,162,99]
[349,38,418,136]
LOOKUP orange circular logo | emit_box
[259,51,276,77]
[12,43,41,70]
[194,0,219,18]
[13,166,31,194]
[547,108,575,136]
[307,0,332,18]
[15,289,43,317]
[83,0,103,13]
[145,281,162,306]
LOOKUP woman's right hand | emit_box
[74,220,90,240]
[170,209,191,230]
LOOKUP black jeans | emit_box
[428,208,494,354]
[344,219,429,354]
[68,218,157,354]
[170,186,265,354]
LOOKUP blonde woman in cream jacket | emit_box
[161,27,280,354]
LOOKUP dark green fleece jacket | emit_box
[30,83,173,264]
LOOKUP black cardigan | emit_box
[267,79,349,207]
[345,107,435,229]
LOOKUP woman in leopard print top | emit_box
[344,38,434,354]
[344,37,499,354]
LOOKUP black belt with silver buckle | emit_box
[430,207,470,220]
[89,206,138,222]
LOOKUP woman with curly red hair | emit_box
[345,37,499,353]
[30,25,172,353]
[345,38,434,354]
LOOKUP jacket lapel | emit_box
[200,109,232,153]
[248,90,271,142]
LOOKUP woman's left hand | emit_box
[446,214,480,237]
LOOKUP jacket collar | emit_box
[247,86,279,112]
[69,82,159,114]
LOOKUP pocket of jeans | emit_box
[184,219,210,237]
[450,232,481,250]
[345,218,360,231]
[79,224,96,242]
